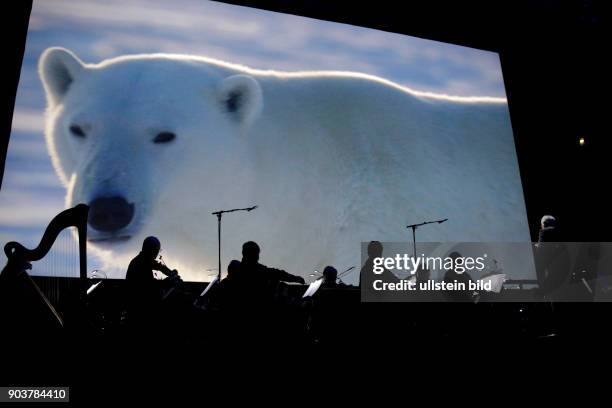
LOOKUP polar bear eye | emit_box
[69,124,86,138]
[153,132,176,144]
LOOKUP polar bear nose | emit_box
[88,196,135,232]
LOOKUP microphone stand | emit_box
[406,218,448,257]
[211,205,258,283]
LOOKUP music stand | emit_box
[199,276,219,298]
[302,278,323,298]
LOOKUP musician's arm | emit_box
[152,261,176,277]
[269,267,305,284]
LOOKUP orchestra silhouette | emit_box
[0,205,602,350]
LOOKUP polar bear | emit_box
[39,47,530,282]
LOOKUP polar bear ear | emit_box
[39,47,85,105]
[217,74,262,126]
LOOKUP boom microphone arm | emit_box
[406,218,448,257]
[406,218,448,230]
[211,206,258,216]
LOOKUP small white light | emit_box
[579,137,585,146]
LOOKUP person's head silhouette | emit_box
[242,241,260,264]
[227,259,241,277]
[541,215,556,229]
[367,241,383,258]
[323,266,338,284]
[142,236,161,260]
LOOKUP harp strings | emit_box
[29,226,80,305]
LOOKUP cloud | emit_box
[32,0,262,37]
[11,108,45,134]
[3,170,61,190]
[0,189,64,227]
[28,0,506,97]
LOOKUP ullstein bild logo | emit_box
[360,241,612,302]
[370,253,490,292]
[359,241,612,302]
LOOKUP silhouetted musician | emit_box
[321,265,346,289]
[535,215,570,297]
[538,215,562,243]
[359,241,399,288]
[125,236,179,326]
[443,251,474,302]
[207,259,242,310]
[221,241,304,309]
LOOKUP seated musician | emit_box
[210,259,242,310]
[322,266,338,288]
[125,236,179,325]
[321,266,347,288]
[227,259,242,278]
[443,251,474,302]
[221,241,304,309]
[359,241,399,288]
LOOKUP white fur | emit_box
[39,47,529,282]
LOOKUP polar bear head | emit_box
[39,47,262,260]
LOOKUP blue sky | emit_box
[0,0,507,278]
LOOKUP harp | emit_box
[0,204,89,329]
